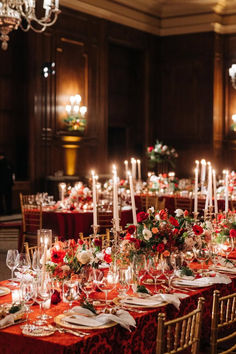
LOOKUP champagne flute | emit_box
[6,249,19,286]
[32,248,43,275]
[118,267,131,297]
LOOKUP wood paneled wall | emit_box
[0,6,236,197]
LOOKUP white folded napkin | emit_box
[214,265,236,273]
[0,289,6,295]
[0,308,25,328]
[121,293,187,310]
[175,274,231,287]
[68,306,136,331]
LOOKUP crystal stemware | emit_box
[147,256,162,294]
[20,279,37,330]
[63,279,79,313]
[95,270,117,305]
[6,249,19,286]
[16,253,31,275]
[33,279,52,325]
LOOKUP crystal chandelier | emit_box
[0,0,60,50]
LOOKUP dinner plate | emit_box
[142,279,165,285]
[173,280,209,288]
[114,297,167,309]
[54,313,117,330]
[0,287,10,297]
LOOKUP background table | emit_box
[43,209,133,239]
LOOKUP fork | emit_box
[47,325,87,337]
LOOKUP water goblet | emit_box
[118,267,131,297]
[16,253,31,275]
[6,249,19,286]
[63,279,79,313]
[33,279,52,325]
[95,270,117,305]
[147,256,162,294]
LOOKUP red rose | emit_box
[156,243,165,253]
[183,210,189,217]
[51,249,66,263]
[159,209,168,220]
[124,233,131,240]
[137,212,149,223]
[68,239,76,248]
[230,229,236,238]
[130,238,141,249]
[192,225,204,235]
[169,216,179,227]
[94,238,102,247]
[78,239,83,245]
[51,290,61,305]
[127,225,136,235]
[104,253,112,263]
[148,146,154,152]
[173,228,179,235]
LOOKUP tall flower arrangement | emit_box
[147,140,178,169]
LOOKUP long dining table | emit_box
[0,270,235,354]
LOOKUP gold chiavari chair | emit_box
[174,197,192,213]
[210,290,236,354]
[19,193,43,250]
[156,297,205,354]
[140,194,161,211]
[80,229,111,249]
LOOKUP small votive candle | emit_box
[12,289,21,304]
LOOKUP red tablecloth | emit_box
[43,209,133,239]
[0,276,235,354]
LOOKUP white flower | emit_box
[175,209,184,217]
[61,265,70,271]
[96,252,104,261]
[77,250,92,265]
[205,221,213,230]
[143,228,152,241]
[162,145,167,151]
[163,237,168,244]
[148,207,154,213]
[105,247,112,255]
[155,213,160,221]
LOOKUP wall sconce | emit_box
[231,114,236,132]
[64,94,87,133]
[229,64,236,89]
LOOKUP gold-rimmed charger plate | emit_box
[0,287,10,297]
[113,297,167,309]
[54,313,117,330]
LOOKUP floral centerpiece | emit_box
[119,208,211,265]
[147,140,178,170]
[46,238,112,281]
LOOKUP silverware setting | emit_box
[47,324,87,337]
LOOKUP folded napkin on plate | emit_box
[214,265,236,274]
[0,309,25,329]
[121,293,187,310]
[0,289,6,295]
[68,306,136,331]
[175,274,231,287]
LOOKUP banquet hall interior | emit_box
[0,0,236,353]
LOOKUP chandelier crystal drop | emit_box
[0,0,60,50]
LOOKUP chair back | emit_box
[81,229,111,249]
[230,199,236,212]
[174,197,192,213]
[20,193,43,249]
[98,210,113,233]
[24,236,59,261]
[140,194,164,211]
[210,290,236,354]
[156,297,205,354]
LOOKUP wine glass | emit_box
[147,256,162,294]
[79,268,95,300]
[6,249,19,286]
[16,253,31,275]
[95,270,117,305]
[132,254,146,285]
[20,279,37,329]
[63,279,79,313]
[118,267,131,297]
[195,247,210,271]
[162,256,177,291]
[33,278,52,325]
